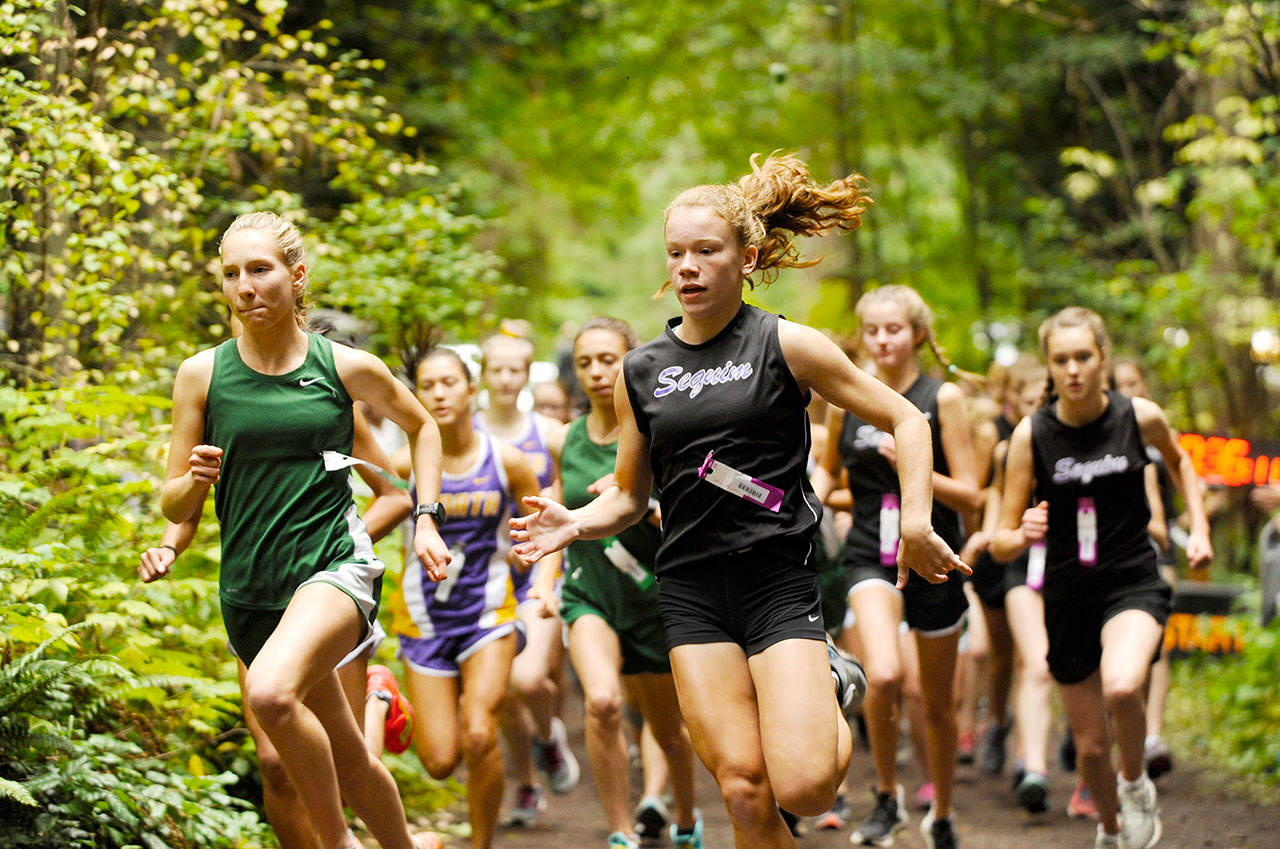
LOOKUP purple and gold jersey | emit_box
[392,435,518,639]
[475,411,553,600]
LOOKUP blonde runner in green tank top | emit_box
[204,332,380,655]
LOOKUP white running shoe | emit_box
[1093,826,1121,849]
[1118,773,1162,849]
[534,716,581,794]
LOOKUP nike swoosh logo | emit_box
[299,377,325,387]
[808,613,820,622]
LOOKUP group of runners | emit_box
[143,153,1213,849]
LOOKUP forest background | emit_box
[3,1,1280,847]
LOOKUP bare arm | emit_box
[931,382,984,514]
[811,404,845,503]
[351,405,413,543]
[1134,397,1212,569]
[1144,464,1169,552]
[778,320,969,586]
[138,516,200,583]
[990,419,1045,562]
[334,345,450,581]
[160,351,220,523]
[511,368,653,565]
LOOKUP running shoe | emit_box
[1144,735,1173,780]
[669,811,704,849]
[1093,827,1121,849]
[1059,729,1077,772]
[977,722,1009,775]
[956,730,976,765]
[827,634,868,712]
[1014,771,1049,814]
[851,785,908,846]
[366,664,414,755]
[913,782,935,811]
[1009,758,1026,792]
[533,716,580,794]
[502,784,546,827]
[816,794,852,830]
[412,833,444,849]
[1067,782,1097,820]
[633,795,670,845]
[607,833,640,849]
[920,806,957,849]
[1118,774,1162,849]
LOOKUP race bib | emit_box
[1026,541,1047,590]
[879,493,901,567]
[1077,496,1098,567]
[697,450,784,512]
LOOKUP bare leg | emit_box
[238,660,320,849]
[458,633,519,849]
[1059,672,1120,836]
[1005,586,1051,775]
[243,583,416,849]
[670,642,796,849]
[850,583,905,795]
[1100,610,1164,782]
[915,630,961,820]
[632,672,698,829]
[568,614,635,836]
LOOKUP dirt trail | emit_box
[419,680,1279,849]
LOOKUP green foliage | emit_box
[0,625,269,848]
[0,383,270,847]
[312,187,511,377]
[1170,615,1280,789]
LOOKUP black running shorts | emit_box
[846,561,968,636]
[657,537,825,657]
[1043,575,1172,685]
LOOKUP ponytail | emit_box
[663,152,872,291]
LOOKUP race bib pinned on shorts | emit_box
[697,450,784,513]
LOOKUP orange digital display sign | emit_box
[1179,433,1280,486]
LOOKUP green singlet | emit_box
[559,416,669,674]
[204,333,378,662]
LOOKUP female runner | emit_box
[991,307,1212,849]
[511,153,968,849]
[473,332,580,824]
[160,211,448,849]
[818,284,982,849]
[533,316,702,849]
[390,346,549,849]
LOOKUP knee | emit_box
[243,672,294,730]
[461,713,500,763]
[1102,671,1145,709]
[774,775,836,818]
[649,720,691,757]
[716,769,775,828]
[416,741,459,780]
[866,667,902,702]
[583,689,623,729]
[1072,726,1108,763]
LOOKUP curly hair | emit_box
[664,152,872,289]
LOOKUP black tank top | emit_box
[1030,391,1155,596]
[838,375,963,567]
[624,303,820,573]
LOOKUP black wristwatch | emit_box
[412,501,447,526]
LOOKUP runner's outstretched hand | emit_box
[897,528,971,588]
[510,496,577,567]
